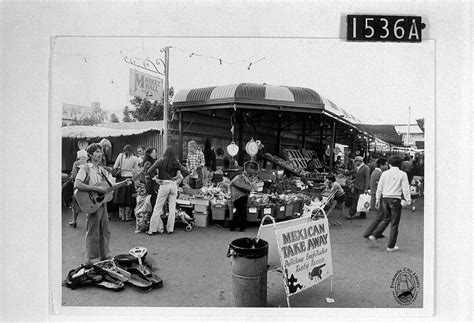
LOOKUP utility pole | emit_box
[163,46,170,149]
[407,106,411,148]
[123,46,171,153]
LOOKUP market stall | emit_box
[166,83,377,225]
[61,122,163,172]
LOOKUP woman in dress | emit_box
[113,144,139,221]
[147,146,189,235]
[68,150,88,228]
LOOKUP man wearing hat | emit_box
[346,156,370,219]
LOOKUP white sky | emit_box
[53,36,434,124]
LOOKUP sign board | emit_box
[347,15,425,43]
[259,215,313,269]
[275,218,333,296]
[129,69,164,101]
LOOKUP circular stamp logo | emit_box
[390,267,420,306]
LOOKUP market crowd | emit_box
[62,139,424,264]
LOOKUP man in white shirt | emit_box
[371,156,411,252]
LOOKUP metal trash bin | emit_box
[227,237,268,307]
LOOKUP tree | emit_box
[130,96,163,121]
[110,113,119,123]
[125,86,175,122]
[122,106,134,122]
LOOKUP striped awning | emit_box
[173,83,360,124]
[174,83,323,108]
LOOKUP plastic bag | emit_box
[356,193,371,212]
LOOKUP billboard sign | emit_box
[129,69,164,101]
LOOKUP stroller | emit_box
[134,181,195,233]
[161,200,195,232]
[410,176,424,211]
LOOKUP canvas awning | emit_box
[62,125,161,139]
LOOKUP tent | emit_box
[61,123,163,171]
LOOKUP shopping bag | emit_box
[356,193,371,212]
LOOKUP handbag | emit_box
[111,154,123,177]
[356,193,371,212]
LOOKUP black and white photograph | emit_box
[1,1,472,321]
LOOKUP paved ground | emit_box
[62,198,424,308]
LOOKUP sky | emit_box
[53,36,434,125]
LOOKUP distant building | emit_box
[394,124,424,148]
[62,102,106,126]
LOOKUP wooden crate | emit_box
[193,211,210,227]
[284,203,294,217]
[247,207,260,222]
[211,205,227,220]
[274,205,286,220]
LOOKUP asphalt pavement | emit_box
[61,198,424,308]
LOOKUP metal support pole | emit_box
[319,118,324,159]
[276,113,282,156]
[178,111,183,161]
[301,118,306,148]
[163,46,170,149]
[329,121,336,170]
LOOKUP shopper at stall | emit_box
[186,140,205,189]
[113,144,139,221]
[147,146,189,235]
[74,143,132,264]
[345,155,370,219]
[142,147,158,207]
[136,145,146,167]
[401,156,414,184]
[67,149,88,228]
[372,155,411,252]
[229,167,257,232]
[215,147,226,171]
[363,157,389,240]
[323,174,345,214]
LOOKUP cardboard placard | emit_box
[275,218,333,297]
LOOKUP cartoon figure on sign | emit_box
[284,268,303,294]
[308,264,326,280]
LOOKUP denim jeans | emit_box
[149,181,177,233]
[373,198,402,248]
[85,205,111,264]
[363,207,384,238]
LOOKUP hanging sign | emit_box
[129,69,164,101]
[275,218,333,297]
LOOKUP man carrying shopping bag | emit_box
[345,156,370,219]
[371,156,411,252]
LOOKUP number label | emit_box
[347,15,425,42]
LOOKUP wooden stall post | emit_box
[329,120,336,169]
[301,118,306,148]
[276,112,282,156]
[178,111,183,161]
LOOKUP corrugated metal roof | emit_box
[186,86,216,102]
[286,86,323,104]
[265,84,294,101]
[209,84,239,100]
[174,83,326,105]
[234,83,266,100]
[173,88,191,102]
